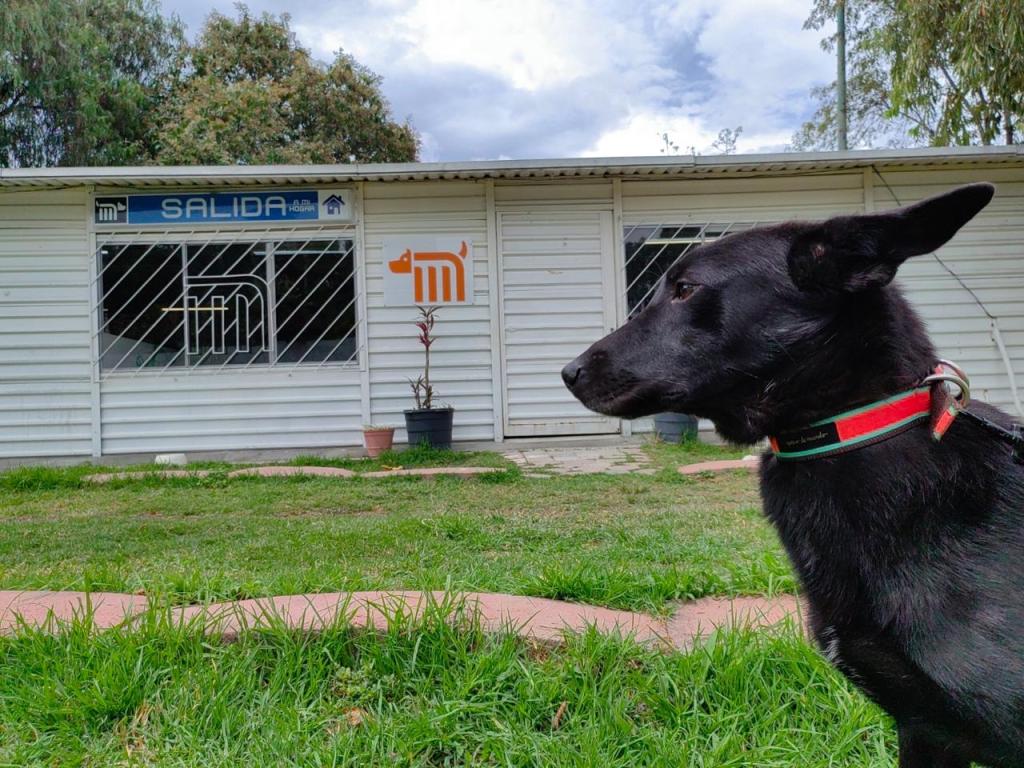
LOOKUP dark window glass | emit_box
[274,240,357,364]
[184,241,271,366]
[98,243,187,371]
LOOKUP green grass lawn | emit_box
[0,442,791,612]
[0,602,893,767]
[0,441,898,765]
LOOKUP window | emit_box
[97,236,357,372]
[623,223,753,315]
[273,240,358,364]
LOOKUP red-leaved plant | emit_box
[409,306,438,409]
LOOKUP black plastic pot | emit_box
[404,407,454,449]
[653,412,699,443]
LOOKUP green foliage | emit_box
[886,0,1024,146]
[0,2,417,167]
[0,447,786,612]
[155,6,419,165]
[0,0,183,166]
[0,465,90,492]
[289,445,515,472]
[793,0,1024,150]
[0,447,859,761]
[711,126,743,154]
[0,609,894,765]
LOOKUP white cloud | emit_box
[296,0,673,93]
[398,0,603,91]
[580,0,834,158]
[583,112,713,158]
[164,0,836,160]
[692,0,831,123]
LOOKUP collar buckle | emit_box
[924,360,970,441]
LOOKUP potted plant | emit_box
[653,412,699,443]
[404,306,454,449]
[362,424,395,457]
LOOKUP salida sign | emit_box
[94,189,353,225]
[383,237,474,306]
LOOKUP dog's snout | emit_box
[563,349,609,391]
[561,359,583,388]
[561,352,606,393]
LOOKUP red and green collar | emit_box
[769,384,959,461]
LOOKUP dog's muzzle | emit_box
[561,359,583,389]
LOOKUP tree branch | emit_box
[937,61,961,96]
[0,84,30,119]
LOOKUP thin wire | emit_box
[871,165,993,319]
[872,165,1023,417]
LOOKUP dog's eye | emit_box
[673,282,700,303]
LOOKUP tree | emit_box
[155,6,418,165]
[658,132,680,155]
[0,0,183,167]
[887,1,1024,145]
[793,0,1023,150]
[711,126,743,154]
[658,127,742,157]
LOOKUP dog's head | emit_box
[562,183,995,443]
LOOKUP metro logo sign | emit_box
[383,237,474,306]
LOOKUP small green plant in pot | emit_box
[404,306,454,449]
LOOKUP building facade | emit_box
[1,147,1023,462]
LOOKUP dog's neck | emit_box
[775,289,936,429]
[717,288,937,443]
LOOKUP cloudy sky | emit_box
[161,0,836,162]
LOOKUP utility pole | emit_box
[836,0,848,150]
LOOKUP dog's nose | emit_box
[561,359,583,388]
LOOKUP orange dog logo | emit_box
[388,240,469,303]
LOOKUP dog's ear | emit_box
[787,182,995,293]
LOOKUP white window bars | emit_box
[94,225,360,377]
[622,221,758,316]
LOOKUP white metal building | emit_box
[1,146,1023,462]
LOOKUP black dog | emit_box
[563,183,1024,767]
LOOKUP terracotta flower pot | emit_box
[363,427,395,458]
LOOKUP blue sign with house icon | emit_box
[316,189,354,221]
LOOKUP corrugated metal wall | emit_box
[0,164,1021,461]
[362,181,495,442]
[0,188,93,458]
[99,370,363,454]
[493,182,619,436]
[621,172,866,222]
[497,208,618,436]
[878,167,1024,412]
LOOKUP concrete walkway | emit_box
[0,590,801,651]
[503,444,655,476]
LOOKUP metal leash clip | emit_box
[923,359,970,441]
[1012,424,1024,464]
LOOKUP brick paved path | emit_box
[0,590,801,651]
